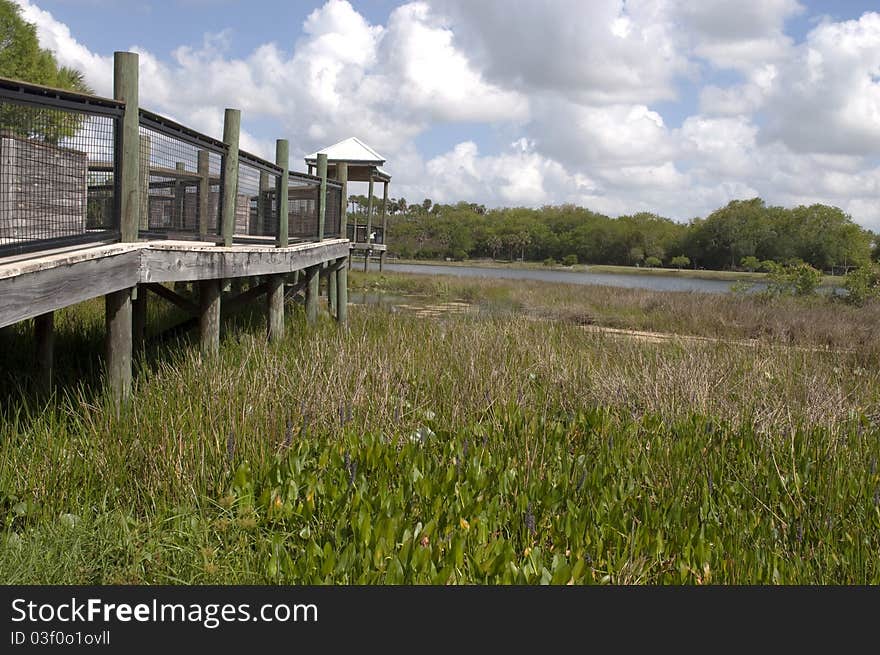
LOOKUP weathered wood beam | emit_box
[305,265,319,324]
[276,139,289,247]
[0,241,348,328]
[267,274,284,342]
[143,282,199,315]
[132,286,147,346]
[0,250,140,328]
[329,266,337,315]
[284,279,308,303]
[105,288,132,403]
[224,281,269,315]
[221,108,241,247]
[34,311,54,393]
[199,279,221,356]
[317,152,327,241]
[115,51,140,243]
[337,264,348,325]
[336,162,348,240]
[380,180,388,272]
[139,240,350,284]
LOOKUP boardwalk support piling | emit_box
[267,274,284,342]
[199,279,221,356]
[329,266,337,315]
[35,311,54,394]
[105,289,132,403]
[132,286,147,346]
[364,173,374,272]
[337,264,348,326]
[305,265,320,324]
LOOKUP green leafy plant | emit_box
[843,263,880,306]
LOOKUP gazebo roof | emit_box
[304,137,385,166]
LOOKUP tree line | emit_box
[348,195,874,273]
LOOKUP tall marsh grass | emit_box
[1,280,879,583]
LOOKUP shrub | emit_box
[740,256,760,272]
[644,256,662,268]
[843,263,880,306]
[543,257,557,267]
[562,254,578,267]
[765,262,823,297]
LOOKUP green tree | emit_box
[644,256,662,268]
[0,1,93,143]
[740,256,760,272]
[670,255,690,270]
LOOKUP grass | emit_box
[1,276,880,583]
[350,271,880,352]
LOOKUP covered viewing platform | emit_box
[305,137,391,271]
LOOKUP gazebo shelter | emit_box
[305,137,391,271]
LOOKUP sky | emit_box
[13,0,880,228]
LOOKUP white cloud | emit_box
[763,12,880,156]
[10,0,880,230]
[678,0,804,71]
[433,0,689,105]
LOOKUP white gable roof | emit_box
[304,137,385,164]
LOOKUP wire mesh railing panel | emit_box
[325,184,342,238]
[138,120,223,241]
[346,223,384,244]
[288,172,320,241]
[0,99,118,255]
[234,158,279,239]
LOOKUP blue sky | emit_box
[16,0,880,228]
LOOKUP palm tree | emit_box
[487,235,503,260]
[56,66,93,94]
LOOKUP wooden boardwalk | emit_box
[0,52,354,402]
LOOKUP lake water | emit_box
[381,263,750,294]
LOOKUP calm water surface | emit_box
[381,263,748,294]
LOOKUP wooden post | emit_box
[138,134,151,231]
[317,153,327,241]
[197,149,209,239]
[34,311,54,393]
[175,162,186,229]
[364,173,374,272]
[132,286,147,346]
[221,108,241,247]
[380,180,388,272]
[109,52,138,404]
[105,289,132,403]
[115,51,140,243]
[267,274,284,342]
[336,162,348,240]
[305,265,319,324]
[337,263,348,325]
[199,279,221,356]
[329,267,337,315]
[276,139,289,247]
